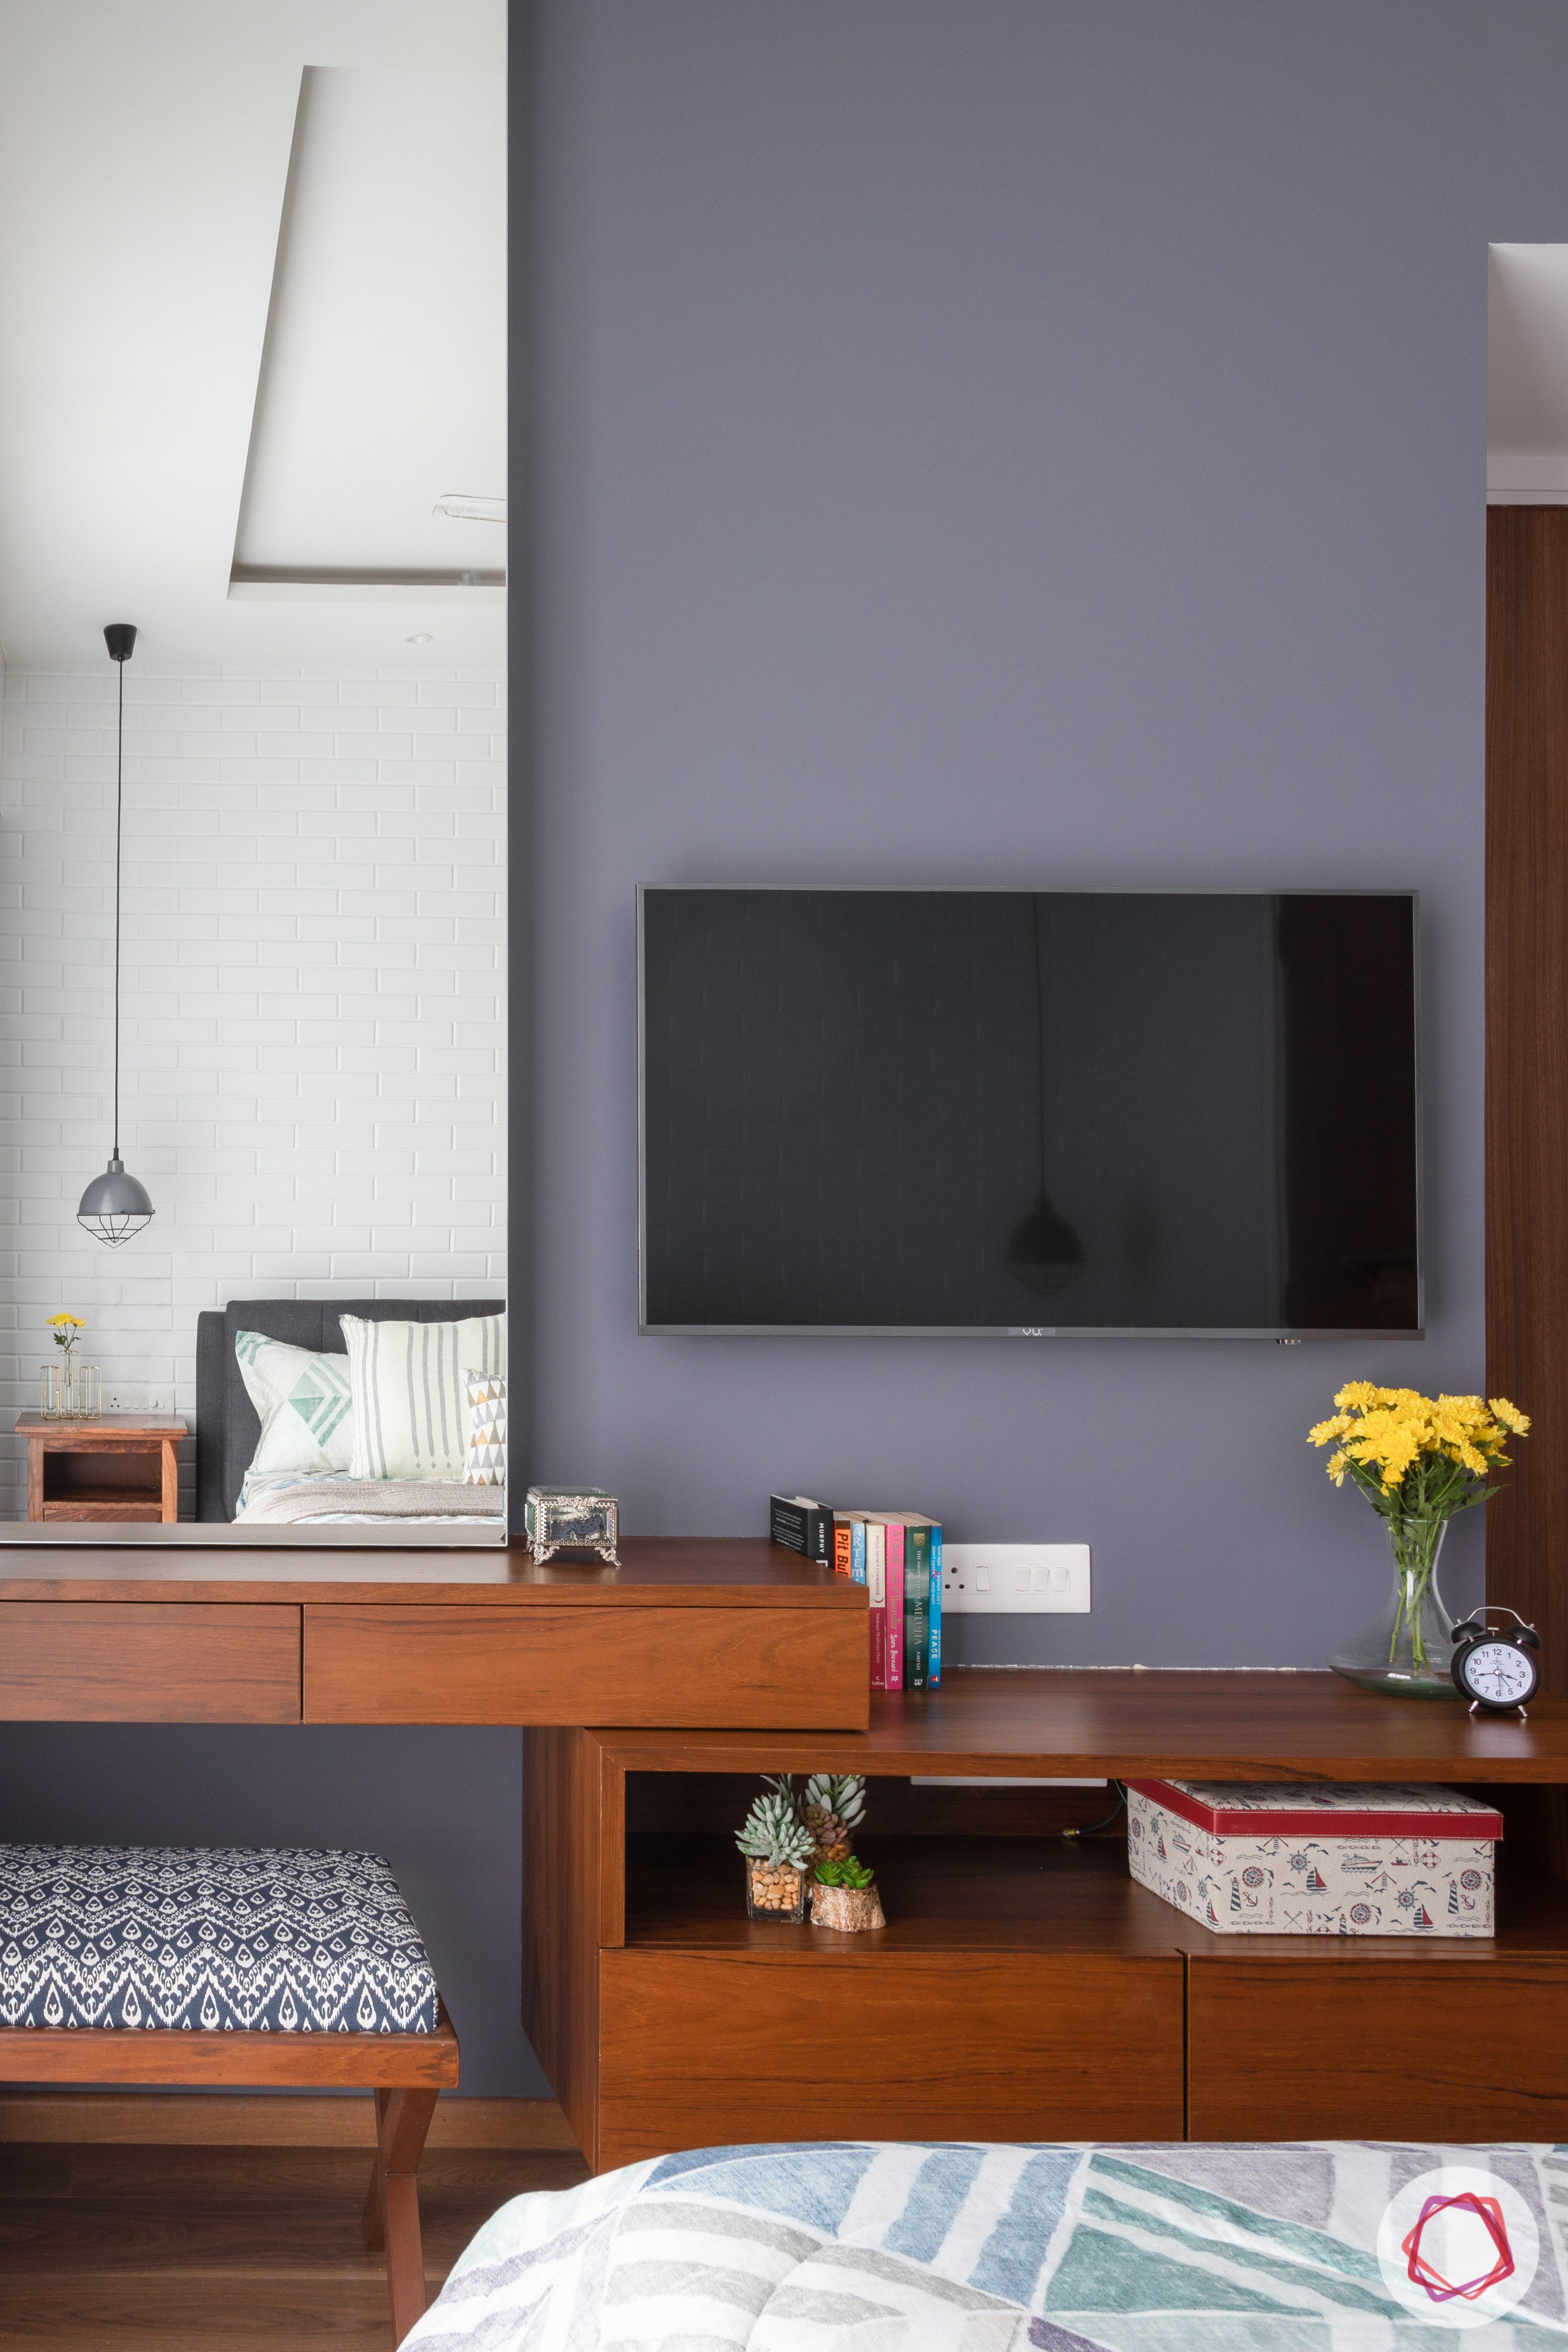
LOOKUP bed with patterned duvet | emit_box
[405,2136,1568,2346]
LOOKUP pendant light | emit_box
[77,624,154,1246]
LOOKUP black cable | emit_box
[1061,1781,1127,1841]
[112,651,122,1158]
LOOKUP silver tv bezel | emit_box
[636,883,1424,1342]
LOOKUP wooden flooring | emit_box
[0,2140,591,2346]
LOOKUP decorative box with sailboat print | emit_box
[1125,1780,1501,1938]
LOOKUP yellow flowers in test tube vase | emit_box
[1311,1384,1529,1697]
[40,1314,100,1421]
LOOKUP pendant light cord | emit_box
[112,652,123,1159]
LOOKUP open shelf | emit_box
[625,1828,1568,1961]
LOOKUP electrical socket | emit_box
[107,1385,170,1414]
[941,1542,1091,1613]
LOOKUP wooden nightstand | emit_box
[18,1413,186,1523]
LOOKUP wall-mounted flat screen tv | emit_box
[638,886,1421,1338]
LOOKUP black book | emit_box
[769,1493,833,1563]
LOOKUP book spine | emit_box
[833,1519,853,1579]
[904,1524,930,1690]
[850,1518,867,1586]
[802,1505,833,1564]
[883,1522,905,1691]
[867,1523,887,1688]
[928,1524,942,1686]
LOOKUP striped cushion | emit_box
[341,1312,506,1482]
[0,1845,439,2033]
[234,1331,355,1487]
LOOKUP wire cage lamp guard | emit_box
[77,624,154,1246]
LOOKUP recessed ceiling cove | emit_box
[231,66,506,598]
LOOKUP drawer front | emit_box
[304,1606,869,1727]
[1189,1954,1568,2140]
[0,1604,301,1723]
[598,1949,1183,2168]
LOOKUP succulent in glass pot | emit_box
[736,1790,815,1923]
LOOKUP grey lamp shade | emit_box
[77,1155,155,1247]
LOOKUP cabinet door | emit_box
[599,1949,1183,2170]
[1189,1954,1568,2139]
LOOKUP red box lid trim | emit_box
[1127,1779,1504,1842]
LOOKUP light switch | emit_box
[940,1544,1091,1615]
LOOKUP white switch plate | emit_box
[941,1542,1091,1613]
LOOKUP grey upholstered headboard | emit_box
[195,1298,506,1521]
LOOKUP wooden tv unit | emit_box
[524,1669,1568,2169]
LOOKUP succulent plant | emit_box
[814,1854,876,1889]
[736,1790,814,1871]
[802,1772,867,1858]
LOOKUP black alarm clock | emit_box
[1449,1607,1542,1716]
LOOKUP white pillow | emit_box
[464,1371,507,1486]
[234,1331,355,1482]
[341,1313,507,1481]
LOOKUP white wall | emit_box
[0,664,506,1515]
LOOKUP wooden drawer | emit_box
[304,1606,869,1727]
[1188,1952,1568,2140]
[0,1604,300,1723]
[597,1948,1184,2168]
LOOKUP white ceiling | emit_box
[0,1,505,672]
[1488,245,1568,503]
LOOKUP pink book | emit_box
[879,1518,906,1691]
[867,1520,887,1689]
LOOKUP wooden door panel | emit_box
[305,1607,868,1727]
[0,1603,300,1723]
[598,1949,1183,2168]
[1189,1954,1568,2139]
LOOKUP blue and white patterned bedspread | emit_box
[406,2139,1568,2347]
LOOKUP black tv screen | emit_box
[638,887,1421,1338]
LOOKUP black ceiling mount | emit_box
[103,623,137,664]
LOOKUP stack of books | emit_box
[769,1494,942,1691]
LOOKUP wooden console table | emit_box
[8,1537,1565,2167]
[523,1672,1568,2168]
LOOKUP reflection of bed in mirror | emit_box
[196,1298,505,1527]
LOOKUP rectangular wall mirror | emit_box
[0,4,507,1546]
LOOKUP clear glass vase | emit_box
[1330,1518,1460,1697]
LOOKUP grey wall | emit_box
[525,0,1568,1667]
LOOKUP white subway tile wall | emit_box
[0,666,507,1516]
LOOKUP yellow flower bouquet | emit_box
[1310,1384,1529,1695]
[45,1312,85,1359]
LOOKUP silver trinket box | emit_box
[523,1486,619,1565]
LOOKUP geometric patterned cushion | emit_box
[0,1846,440,2034]
[463,1371,506,1486]
[234,1331,356,1491]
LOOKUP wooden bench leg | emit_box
[361,2086,440,2345]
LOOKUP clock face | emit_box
[1458,1639,1537,1707]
